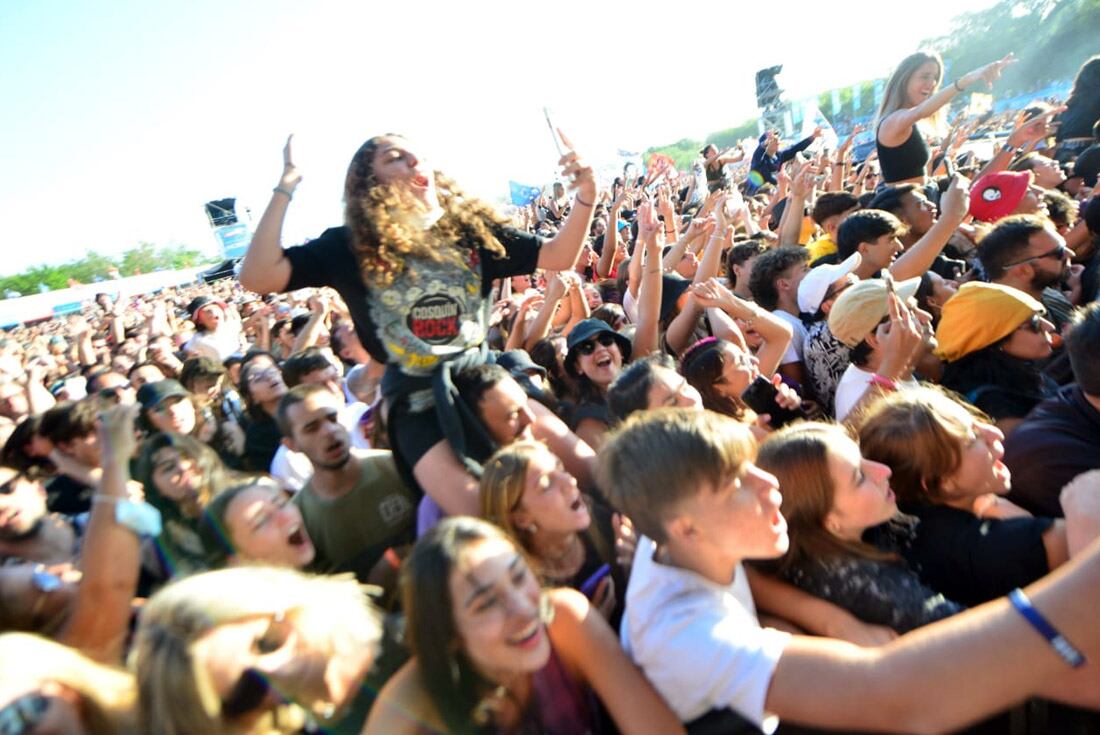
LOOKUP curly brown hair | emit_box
[344,135,511,287]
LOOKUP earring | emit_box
[448,653,461,685]
[527,523,538,534]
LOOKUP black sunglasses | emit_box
[1003,244,1067,269]
[575,332,617,356]
[221,668,272,719]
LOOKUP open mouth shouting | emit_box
[507,619,544,650]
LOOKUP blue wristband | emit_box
[1008,588,1086,669]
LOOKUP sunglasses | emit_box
[1003,244,1067,269]
[574,332,617,356]
[1019,313,1047,333]
[220,612,292,719]
[0,693,48,735]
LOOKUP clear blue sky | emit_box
[0,0,1003,276]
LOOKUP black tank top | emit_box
[877,124,930,183]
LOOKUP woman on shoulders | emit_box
[876,50,1013,186]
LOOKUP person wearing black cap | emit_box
[136,379,198,438]
[238,134,596,521]
[563,318,633,450]
[183,296,242,363]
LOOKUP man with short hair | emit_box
[977,214,1076,332]
[38,400,101,515]
[805,192,860,263]
[600,409,1100,731]
[280,384,416,580]
[1004,303,1100,517]
[0,467,82,565]
[748,247,810,385]
[725,240,767,302]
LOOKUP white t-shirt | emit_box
[772,310,807,365]
[833,363,916,422]
[184,321,242,362]
[621,536,789,731]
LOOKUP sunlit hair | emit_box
[198,476,286,568]
[607,354,676,422]
[0,633,136,735]
[479,440,545,544]
[344,135,511,288]
[131,567,382,735]
[855,387,984,505]
[135,432,232,517]
[599,408,756,543]
[401,516,552,734]
[680,338,750,421]
[876,51,947,138]
[756,423,893,576]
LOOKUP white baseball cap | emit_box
[797,252,862,314]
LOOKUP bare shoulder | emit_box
[362,658,444,735]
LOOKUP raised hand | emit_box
[939,174,971,225]
[97,402,140,463]
[280,134,302,193]
[1007,105,1067,148]
[556,129,596,201]
[961,53,1016,91]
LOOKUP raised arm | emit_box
[767,534,1100,732]
[692,279,792,378]
[537,136,597,271]
[878,54,1015,147]
[633,202,664,359]
[238,135,299,294]
[61,403,143,663]
[889,175,970,281]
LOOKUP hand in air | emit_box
[280,134,302,193]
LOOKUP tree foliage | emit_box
[0,243,215,297]
[645,0,1098,166]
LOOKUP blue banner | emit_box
[509,181,541,207]
[214,223,251,259]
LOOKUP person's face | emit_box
[227,363,242,387]
[765,136,779,156]
[477,377,535,447]
[584,286,603,310]
[0,383,29,421]
[286,391,350,471]
[514,450,589,536]
[246,366,288,406]
[823,436,897,541]
[191,606,333,723]
[778,261,809,299]
[574,333,623,387]
[1000,313,1055,361]
[151,447,202,506]
[298,364,344,401]
[60,432,99,468]
[905,60,941,107]
[195,304,224,331]
[98,372,136,406]
[1014,185,1049,218]
[0,472,48,540]
[130,365,166,391]
[714,344,760,400]
[224,484,315,568]
[675,460,788,562]
[863,233,904,271]
[510,275,532,293]
[1029,156,1065,189]
[645,366,703,410]
[899,190,936,235]
[448,538,550,682]
[149,395,197,436]
[190,376,221,404]
[370,136,437,207]
[1021,227,1070,289]
[925,271,958,313]
[941,417,1011,500]
[675,251,699,280]
[732,256,758,290]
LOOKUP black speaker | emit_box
[204,198,238,228]
[755,65,783,108]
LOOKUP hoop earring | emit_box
[527,523,539,534]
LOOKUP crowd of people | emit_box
[2,49,1100,735]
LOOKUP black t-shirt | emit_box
[894,502,1052,607]
[45,475,94,516]
[283,225,542,376]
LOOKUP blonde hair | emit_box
[876,51,947,139]
[0,633,136,735]
[599,408,756,543]
[130,567,381,735]
[479,440,545,543]
[344,136,511,288]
